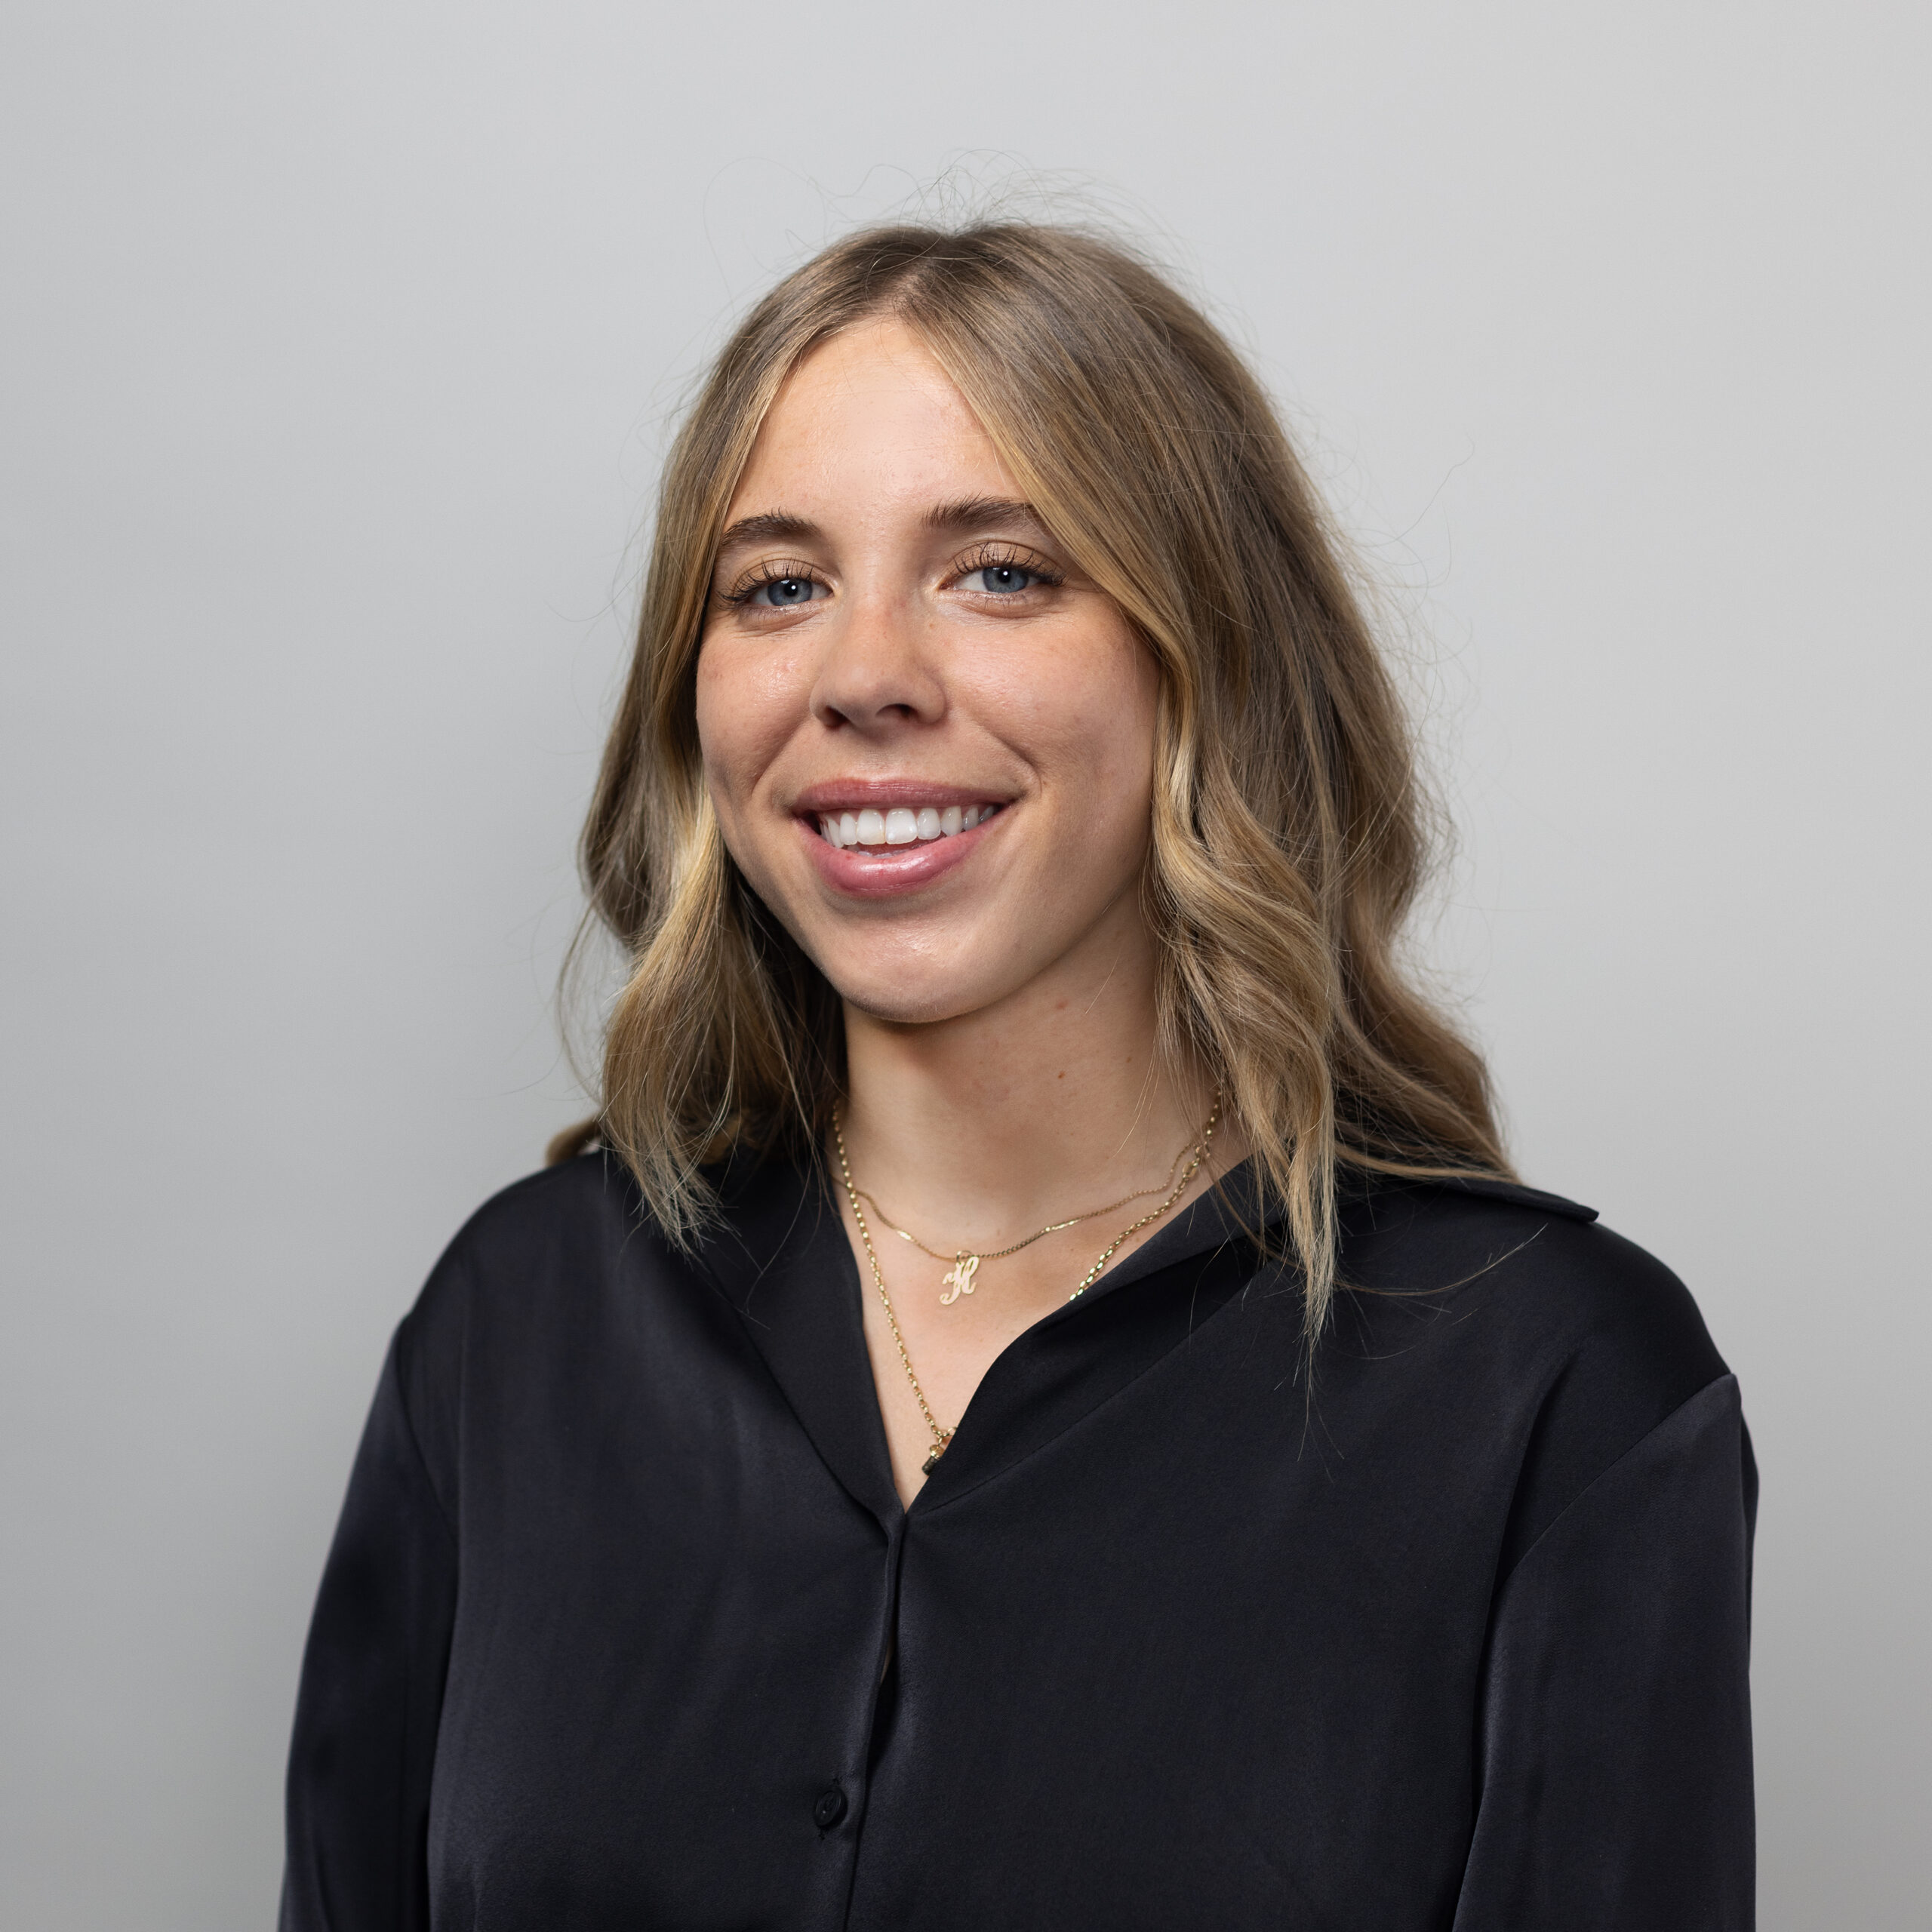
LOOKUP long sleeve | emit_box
[280,1322,458,1932]
[1453,1373,1758,1930]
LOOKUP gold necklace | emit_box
[851,1139,1191,1305]
[832,1095,1221,1475]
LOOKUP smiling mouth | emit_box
[813,803,1005,850]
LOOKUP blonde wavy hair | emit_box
[553,221,1509,1334]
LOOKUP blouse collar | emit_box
[688,1151,1289,1530]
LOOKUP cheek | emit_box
[996,628,1158,817]
[1092,650,1161,789]
[1067,645,1161,868]
[694,635,800,814]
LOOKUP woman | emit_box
[281,224,1755,1930]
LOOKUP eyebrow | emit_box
[921,496,1046,536]
[712,497,1049,556]
[714,511,820,552]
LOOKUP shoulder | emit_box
[383,1151,777,1504]
[427,1150,648,1288]
[1334,1169,1734,1566]
[390,1152,660,1401]
[1337,1168,1723,1393]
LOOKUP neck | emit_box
[837,932,1217,1247]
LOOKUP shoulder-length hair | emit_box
[554,221,1509,1334]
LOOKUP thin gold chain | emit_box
[850,1135,1190,1269]
[1067,1093,1217,1297]
[834,1121,955,1472]
[832,1094,1221,1475]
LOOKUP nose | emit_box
[808,587,946,735]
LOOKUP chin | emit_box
[817,952,1009,1029]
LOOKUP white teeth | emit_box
[818,802,1002,848]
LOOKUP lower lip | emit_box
[800,811,1002,900]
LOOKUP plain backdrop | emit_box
[3,2,1926,1924]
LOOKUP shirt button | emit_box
[813,1786,848,1829]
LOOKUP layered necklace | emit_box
[851,1136,1192,1306]
[832,1095,1221,1474]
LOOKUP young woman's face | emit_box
[694,316,1160,1026]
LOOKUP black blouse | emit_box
[281,1150,1755,1930]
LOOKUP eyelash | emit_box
[721,558,823,608]
[719,542,1064,607]
[948,542,1063,592]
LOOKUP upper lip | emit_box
[791,777,1010,816]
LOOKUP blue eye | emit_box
[972,565,1035,595]
[755,576,817,607]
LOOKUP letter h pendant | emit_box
[939,1253,980,1305]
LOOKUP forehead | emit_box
[724,315,1023,523]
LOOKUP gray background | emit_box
[3,2,1926,1924]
